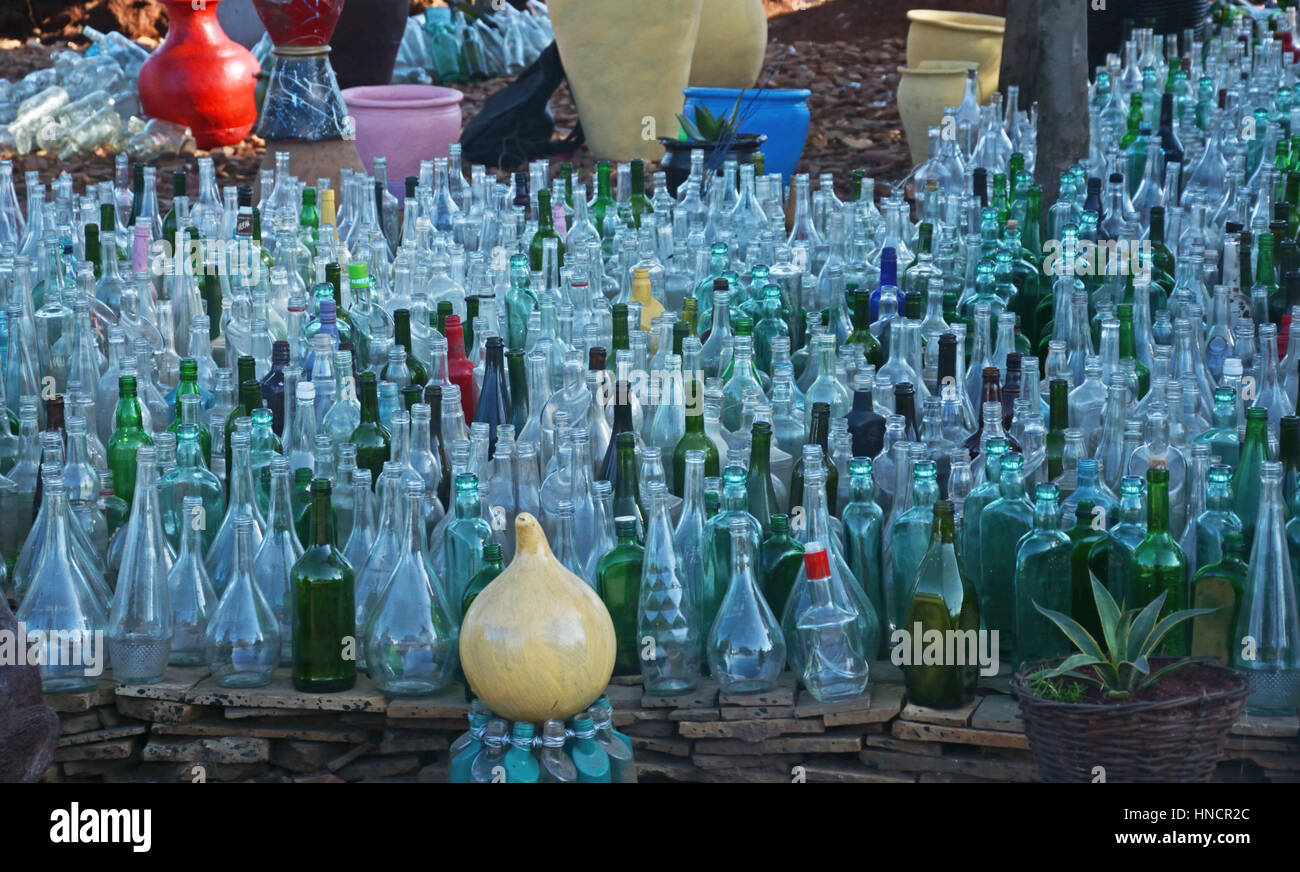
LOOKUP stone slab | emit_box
[678,718,824,742]
[622,720,676,738]
[45,678,117,712]
[719,704,797,720]
[383,717,469,731]
[54,738,138,762]
[327,742,377,772]
[635,751,698,781]
[628,735,692,757]
[606,674,645,686]
[116,696,216,725]
[150,716,374,744]
[863,733,943,756]
[378,730,450,754]
[185,671,388,713]
[869,660,904,683]
[718,672,797,707]
[796,756,917,783]
[823,683,904,726]
[57,725,149,747]
[900,697,980,727]
[668,706,720,722]
[693,730,862,756]
[892,720,1031,750]
[692,753,802,771]
[269,740,352,773]
[113,668,210,701]
[794,688,872,718]
[971,694,1025,733]
[601,683,644,708]
[382,686,472,720]
[58,711,103,735]
[639,679,719,709]
[860,747,1035,781]
[141,736,270,764]
[337,755,421,780]
[1231,712,1300,738]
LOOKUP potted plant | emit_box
[1013,579,1249,783]
[659,98,766,197]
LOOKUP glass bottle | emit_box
[472,335,511,455]
[1190,532,1247,666]
[1235,407,1271,548]
[978,451,1034,656]
[205,430,265,594]
[107,374,154,506]
[253,456,301,665]
[795,541,869,701]
[539,720,577,783]
[890,458,940,636]
[290,478,357,692]
[902,501,980,708]
[1013,483,1073,667]
[167,495,216,666]
[672,344,719,496]
[597,515,646,676]
[444,472,493,610]
[159,421,225,554]
[107,445,173,684]
[840,458,885,653]
[353,468,404,658]
[701,465,763,634]
[760,512,804,622]
[365,480,459,696]
[590,696,637,783]
[350,370,392,487]
[568,714,611,783]
[203,515,279,688]
[470,719,511,783]
[1235,462,1300,714]
[15,476,107,693]
[460,542,504,616]
[1130,465,1190,655]
[1107,475,1147,606]
[638,481,700,694]
[707,516,787,693]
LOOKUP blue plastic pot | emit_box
[680,87,812,182]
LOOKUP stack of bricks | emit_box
[39,662,1299,782]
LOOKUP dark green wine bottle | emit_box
[290,478,357,692]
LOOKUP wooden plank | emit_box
[1231,712,1300,738]
[970,694,1025,733]
[678,718,824,742]
[900,696,980,727]
[185,670,388,713]
[891,720,1031,750]
[639,679,719,709]
[823,683,904,726]
[718,672,797,707]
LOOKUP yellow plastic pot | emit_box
[459,513,617,723]
[688,0,767,89]
[896,60,977,166]
[549,0,703,163]
[905,10,1004,103]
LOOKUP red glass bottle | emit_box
[445,314,476,422]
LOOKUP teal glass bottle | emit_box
[470,719,510,782]
[569,714,612,783]
[597,516,646,675]
[1195,464,1244,575]
[1235,407,1271,548]
[1106,475,1147,606]
[902,501,980,708]
[444,472,493,611]
[1012,483,1073,667]
[889,459,940,636]
[290,478,357,692]
[958,437,1008,593]
[700,465,764,634]
[978,451,1034,656]
[538,719,577,782]
[590,698,637,783]
[841,458,886,655]
[448,709,491,783]
[504,722,541,783]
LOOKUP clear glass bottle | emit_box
[794,541,869,701]
[253,456,302,665]
[167,495,216,667]
[203,515,279,688]
[707,516,787,693]
[638,481,701,694]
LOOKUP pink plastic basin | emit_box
[342,84,464,194]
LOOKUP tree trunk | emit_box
[999,0,1089,206]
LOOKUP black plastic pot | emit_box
[659,134,767,198]
[1088,0,1212,75]
[329,0,410,91]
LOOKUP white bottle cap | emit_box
[1223,358,1242,377]
[298,381,316,400]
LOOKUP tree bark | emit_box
[999,0,1089,205]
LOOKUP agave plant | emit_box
[1032,578,1214,699]
[675,93,745,143]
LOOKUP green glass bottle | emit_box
[1106,475,1147,606]
[628,158,653,229]
[589,161,614,240]
[291,466,313,547]
[290,478,357,692]
[612,432,645,535]
[789,401,838,515]
[461,542,504,617]
[760,513,804,618]
[1013,483,1073,667]
[299,186,320,255]
[846,289,884,367]
[162,170,185,247]
[384,309,429,387]
[223,357,261,474]
[978,452,1035,656]
[1130,465,1190,655]
[959,438,1009,588]
[1045,378,1069,481]
[1190,532,1248,665]
[1066,500,1108,642]
[349,371,391,489]
[1116,303,1149,399]
[746,422,779,536]
[107,375,154,507]
[890,457,940,634]
[597,516,646,675]
[444,473,493,611]
[529,187,565,271]
[1235,407,1271,548]
[902,501,979,709]
[672,359,719,496]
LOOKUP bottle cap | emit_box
[803,542,831,580]
[1223,358,1243,377]
[298,381,315,400]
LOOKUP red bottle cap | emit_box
[802,542,831,580]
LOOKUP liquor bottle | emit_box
[1235,462,1300,714]
[1130,465,1190,655]
[203,515,278,688]
[638,482,701,694]
[107,374,154,506]
[1235,407,1271,548]
[529,188,565,271]
[707,516,786,693]
[472,336,511,457]
[365,480,458,696]
[611,431,645,536]
[978,451,1034,655]
[350,371,391,488]
[794,541,869,701]
[1190,532,1247,665]
[1045,378,1069,480]
[1065,500,1107,641]
[107,445,173,684]
[290,478,357,692]
[1013,483,1073,667]
[789,401,838,514]
[672,348,719,496]
[597,516,645,675]
[902,500,979,708]
[746,421,779,536]
[461,542,504,617]
[760,512,804,621]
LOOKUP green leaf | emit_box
[1038,652,1103,680]
[675,113,704,142]
[1127,593,1167,655]
[1033,601,1105,660]
[1113,609,1136,663]
[1146,607,1216,654]
[1090,573,1122,658]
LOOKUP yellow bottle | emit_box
[630,266,665,348]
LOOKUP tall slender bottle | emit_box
[350,371,391,488]
[290,479,357,692]
[978,451,1034,656]
[598,516,646,675]
[638,482,701,694]
[1130,465,1190,655]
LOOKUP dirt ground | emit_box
[0,0,1008,204]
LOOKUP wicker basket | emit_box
[1012,658,1249,783]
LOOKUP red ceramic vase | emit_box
[252,0,345,47]
[138,0,260,149]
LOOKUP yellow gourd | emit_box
[458,513,617,722]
